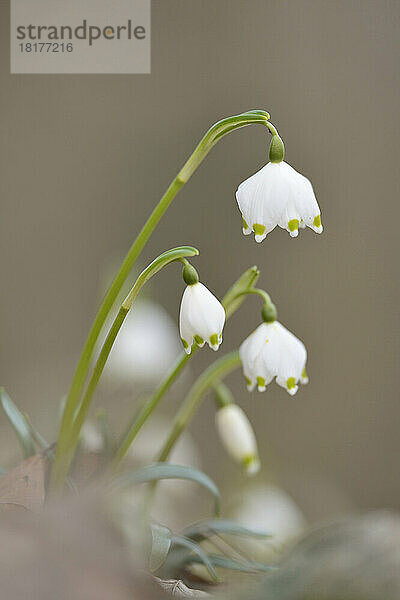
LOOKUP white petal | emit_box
[239,323,275,392]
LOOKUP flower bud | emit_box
[215,403,260,476]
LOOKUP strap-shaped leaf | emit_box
[191,554,275,573]
[0,388,36,458]
[111,463,221,515]
[171,535,218,581]
[149,523,172,572]
[23,413,50,450]
[184,519,271,542]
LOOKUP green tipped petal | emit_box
[253,223,266,236]
[209,333,219,348]
[256,376,266,391]
[287,377,296,389]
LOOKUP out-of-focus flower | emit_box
[233,483,306,546]
[179,282,225,355]
[215,403,260,475]
[236,161,322,242]
[239,321,308,395]
[80,421,104,453]
[104,299,182,388]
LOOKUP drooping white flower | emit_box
[216,403,260,475]
[239,321,308,395]
[236,161,323,242]
[179,282,226,354]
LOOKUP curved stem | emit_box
[237,288,273,306]
[54,111,270,492]
[111,266,261,471]
[50,247,198,491]
[157,351,241,463]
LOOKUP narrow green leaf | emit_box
[0,388,36,458]
[171,535,218,581]
[149,523,172,572]
[190,554,275,573]
[110,463,221,515]
[184,519,271,542]
[23,413,49,450]
[222,265,260,318]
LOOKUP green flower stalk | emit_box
[157,351,242,464]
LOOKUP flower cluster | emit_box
[170,124,321,474]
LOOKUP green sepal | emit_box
[183,263,199,285]
[262,302,277,323]
[269,134,285,163]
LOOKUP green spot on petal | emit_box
[242,454,260,474]
[256,376,266,388]
[245,376,252,387]
[181,338,189,349]
[209,333,219,347]
[194,335,204,346]
[313,214,321,228]
[302,367,307,379]
[242,217,249,230]
[287,377,296,390]
[288,219,299,232]
[253,223,266,236]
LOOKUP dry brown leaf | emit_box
[0,451,50,513]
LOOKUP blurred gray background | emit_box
[0,0,399,521]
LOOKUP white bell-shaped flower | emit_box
[239,321,308,395]
[236,161,322,242]
[179,282,226,354]
[216,403,260,475]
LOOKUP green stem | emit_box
[112,266,261,470]
[112,349,194,470]
[213,380,235,409]
[54,112,270,492]
[231,287,277,322]
[157,351,241,463]
[50,246,198,490]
